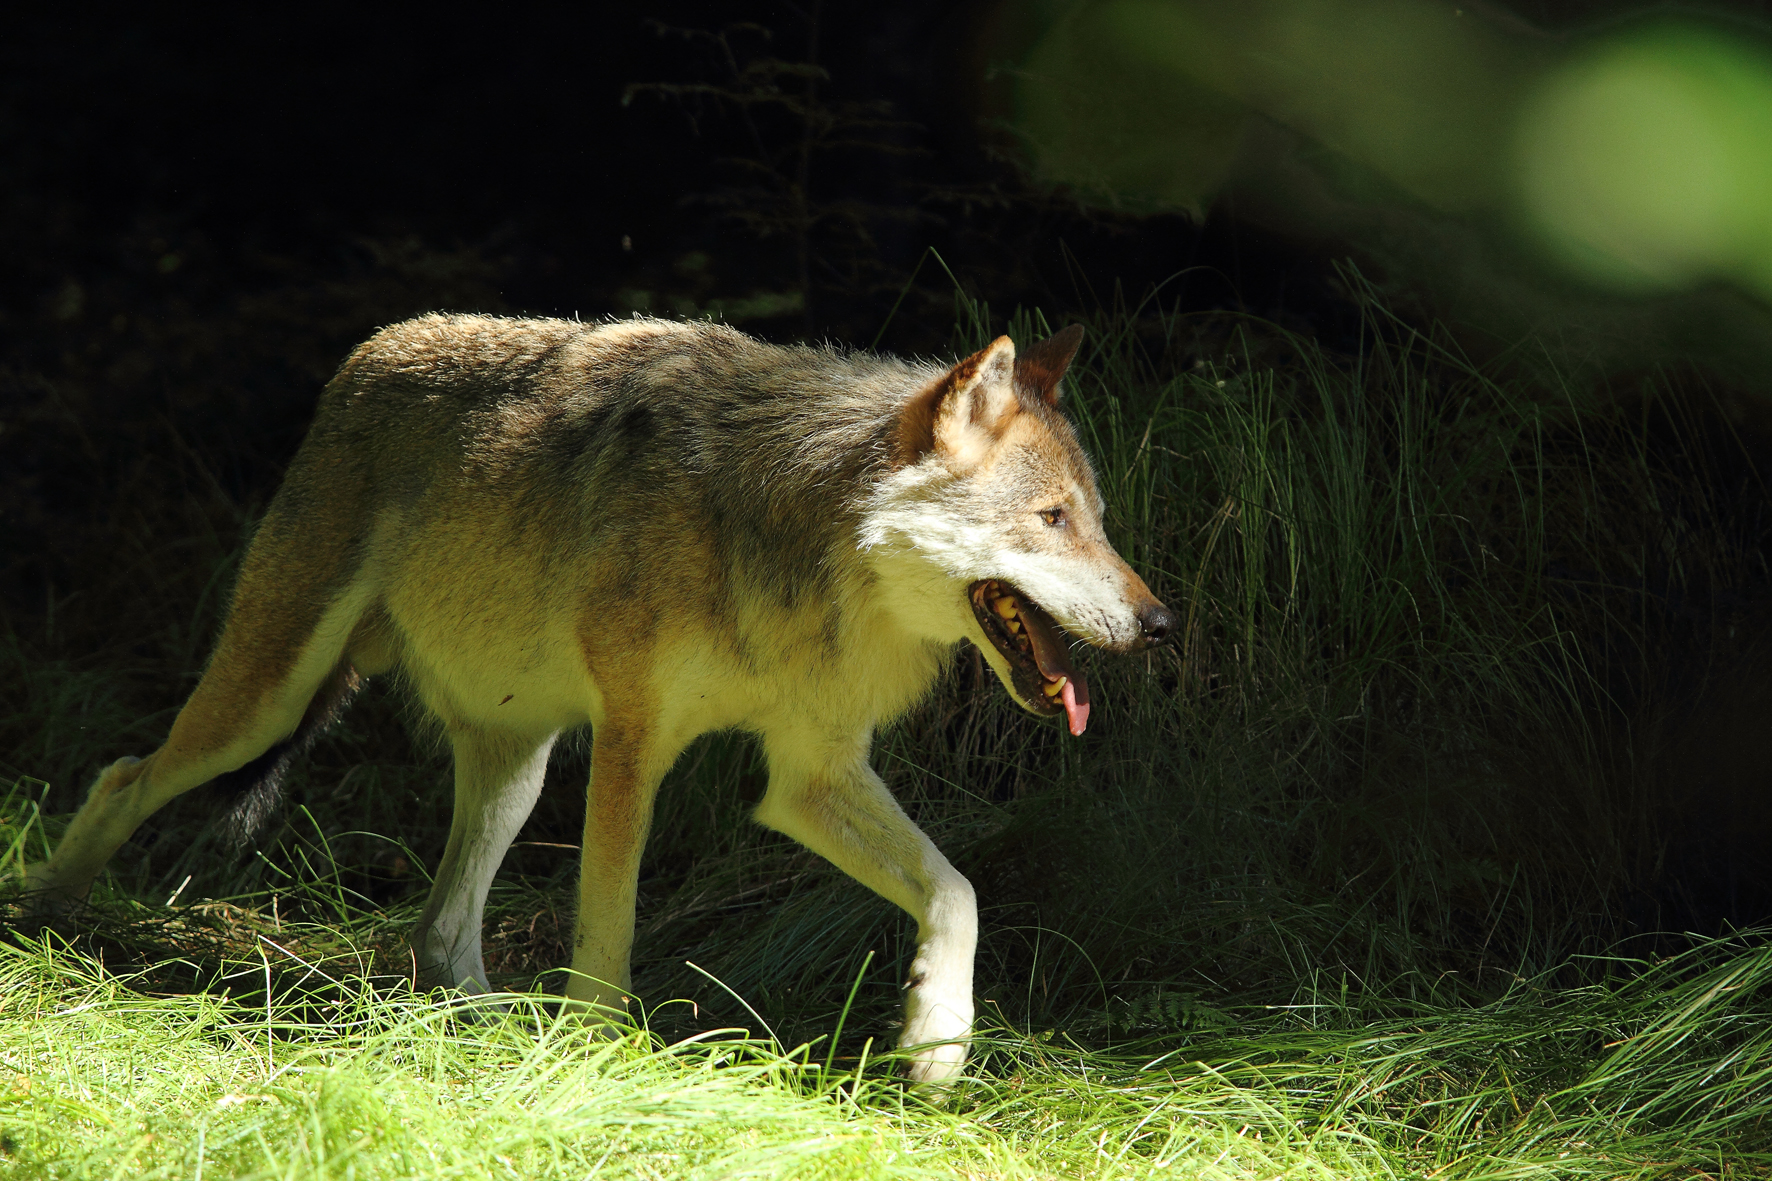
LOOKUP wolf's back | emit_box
[291,315,938,594]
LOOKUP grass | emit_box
[5,280,1772,1175]
[5,910,1770,1178]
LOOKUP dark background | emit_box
[4,0,1297,333]
[0,1,1328,617]
[11,0,1724,604]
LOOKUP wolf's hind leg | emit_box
[411,726,557,994]
[753,729,978,1085]
[25,581,375,914]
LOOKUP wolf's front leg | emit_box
[411,726,557,994]
[754,728,977,1085]
[563,722,669,1026]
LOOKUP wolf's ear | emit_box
[893,335,1019,468]
[1015,324,1084,406]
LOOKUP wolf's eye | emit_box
[1039,506,1067,527]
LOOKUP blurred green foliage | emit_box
[1001,1,1772,304]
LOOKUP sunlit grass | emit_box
[5,924,1770,1179]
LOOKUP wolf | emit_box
[25,314,1172,1082]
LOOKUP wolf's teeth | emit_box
[992,596,1019,620]
[1006,618,1022,634]
[1042,676,1067,698]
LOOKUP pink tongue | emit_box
[1061,678,1090,736]
[1016,600,1091,737]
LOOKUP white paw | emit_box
[901,991,973,1085]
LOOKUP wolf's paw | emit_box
[902,1036,969,1086]
[436,992,520,1026]
[554,1005,635,1043]
[415,964,488,992]
[556,976,639,1042]
[411,965,525,1026]
[900,993,973,1086]
[13,863,89,938]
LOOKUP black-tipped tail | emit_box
[212,662,365,845]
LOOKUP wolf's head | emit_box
[861,327,1173,735]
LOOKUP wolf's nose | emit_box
[1139,603,1175,647]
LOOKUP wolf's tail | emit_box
[210,661,366,844]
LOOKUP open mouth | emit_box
[968,579,1092,736]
